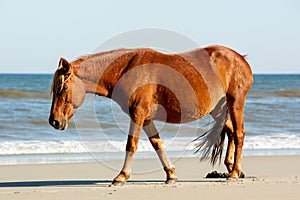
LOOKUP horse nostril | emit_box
[52,119,61,128]
[49,115,67,130]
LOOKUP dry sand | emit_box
[0,155,300,199]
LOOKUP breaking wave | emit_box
[1,133,300,156]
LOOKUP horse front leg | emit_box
[112,119,143,186]
[143,120,178,184]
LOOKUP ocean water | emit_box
[0,74,300,165]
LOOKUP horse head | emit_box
[49,58,86,130]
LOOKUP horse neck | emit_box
[71,49,136,97]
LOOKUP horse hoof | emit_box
[111,171,130,186]
[165,179,177,184]
[227,171,245,181]
[111,181,126,187]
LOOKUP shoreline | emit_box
[1,155,300,199]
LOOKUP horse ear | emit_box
[58,57,72,74]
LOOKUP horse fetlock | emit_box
[164,166,178,183]
[112,171,130,186]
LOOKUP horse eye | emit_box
[63,85,68,91]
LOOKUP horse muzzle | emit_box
[49,114,68,130]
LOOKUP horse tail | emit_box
[194,96,228,165]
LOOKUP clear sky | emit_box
[0,0,299,74]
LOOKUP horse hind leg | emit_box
[223,118,235,173]
[222,118,246,178]
[143,120,178,184]
[226,95,247,178]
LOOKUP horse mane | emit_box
[75,49,131,63]
[71,55,88,67]
[87,48,131,58]
[50,49,132,96]
[73,49,135,77]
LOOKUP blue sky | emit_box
[0,0,299,74]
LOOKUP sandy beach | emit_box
[0,155,300,199]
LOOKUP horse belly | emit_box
[150,89,206,124]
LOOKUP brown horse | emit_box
[49,45,253,185]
